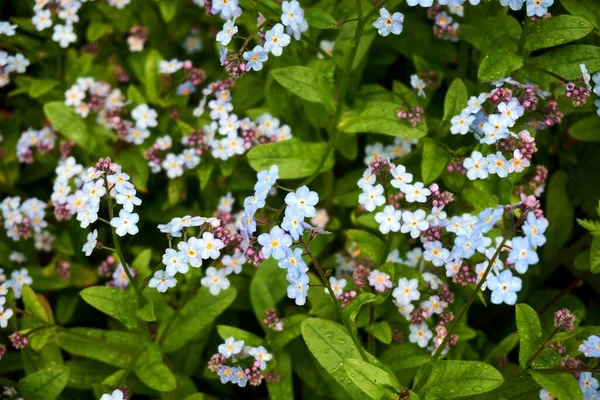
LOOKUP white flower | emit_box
[197,232,225,259]
[83,179,106,205]
[375,205,402,234]
[52,24,77,48]
[6,54,30,74]
[159,59,183,74]
[131,104,158,129]
[100,389,124,400]
[401,209,429,238]
[177,238,203,267]
[34,231,55,252]
[148,270,177,293]
[162,153,184,179]
[218,336,244,357]
[392,277,420,306]
[115,188,141,213]
[390,164,413,190]
[112,264,133,288]
[402,182,431,203]
[9,251,26,264]
[0,306,14,328]
[409,323,432,348]
[82,229,98,256]
[110,209,140,236]
[10,268,32,299]
[223,252,246,275]
[201,267,230,295]
[327,276,347,297]
[358,184,385,212]
[248,346,273,370]
[163,248,190,276]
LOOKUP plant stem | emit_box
[300,240,370,362]
[105,186,143,304]
[526,326,560,367]
[412,237,508,393]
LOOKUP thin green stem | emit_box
[413,237,509,392]
[300,240,370,362]
[526,326,560,367]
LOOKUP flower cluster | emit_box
[579,64,600,116]
[157,58,207,96]
[16,127,56,164]
[450,78,561,180]
[499,0,554,18]
[210,0,307,77]
[31,0,130,48]
[426,4,459,42]
[208,336,273,387]
[363,138,417,166]
[0,51,30,88]
[127,26,149,52]
[1,196,48,242]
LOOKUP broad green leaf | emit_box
[80,286,139,330]
[334,22,377,71]
[65,359,115,389]
[144,49,163,104]
[460,16,522,53]
[478,51,523,82]
[267,350,294,400]
[158,287,237,352]
[19,365,69,400]
[421,138,451,184]
[414,360,503,399]
[133,344,177,392]
[217,325,263,347]
[523,15,593,51]
[365,321,392,344]
[56,291,79,326]
[247,139,334,179]
[344,358,400,399]
[515,303,544,368]
[591,236,600,273]
[569,116,600,142]
[21,344,63,374]
[462,185,499,213]
[338,101,427,139]
[528,45,600,80]
[28,78,60,98]
[305,8,336,29]
[43,102,94,150]
[131,248,153,277]
[250,258,288,327]
[271,67,335,113]
[343,293,376,323]
[101,369,126,386]
[560,0,600,31]
[344,229,386,265]
[23,286,50,324]
[530,348,561,369]
[544,171,574,259]
[529,371,582,400]
[301,318,366,400]
[380,344,431,370]
[56,328,144,368]
[268,314,308,350]
[158,1,178,22]
[86,21,113,41]
[442,78,468,128]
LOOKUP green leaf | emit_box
[515,303,544,368]
[338,101,427,139]
[414,360,503,399]
[304,8,336,29]
[442,78,468,129]
[101,369,126,386]
[28,79,60,98]
[131,248,153,277]
[380,344,431,370]
[133,344,177,392]
[462,185,499,213]
[569,116,600,142]
[484,332,519,364]
[158,287,237,352]
[343,293,377,323]
[365,321,392,344]
[217,325,263,347]
[23,286,49,324]
[544,171,574,259]
[523,15,593,51]
[43,102,94,150]
[271,67,335,113]
[478,50,523,82]
[267,350,294,400]
[344,229,386,265]
[158,1,178,22]
[250,258,288,327]
[590,236,600,273]
[65,359,115,389]
[267,314,308,350]
[344,359,400,400]
[86,21,113,41]
[577,218,600,235]
[144,49,163,104]
[56,328,144,368]
[529,371,583,400]
[247,139,334,180]
[528,45,600,81]
[301,318,367,400]
[460,16,522,53]
[560,0,600,31]
[19,365,69,400]
[80,286,140,330]
[421,139,451,184]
